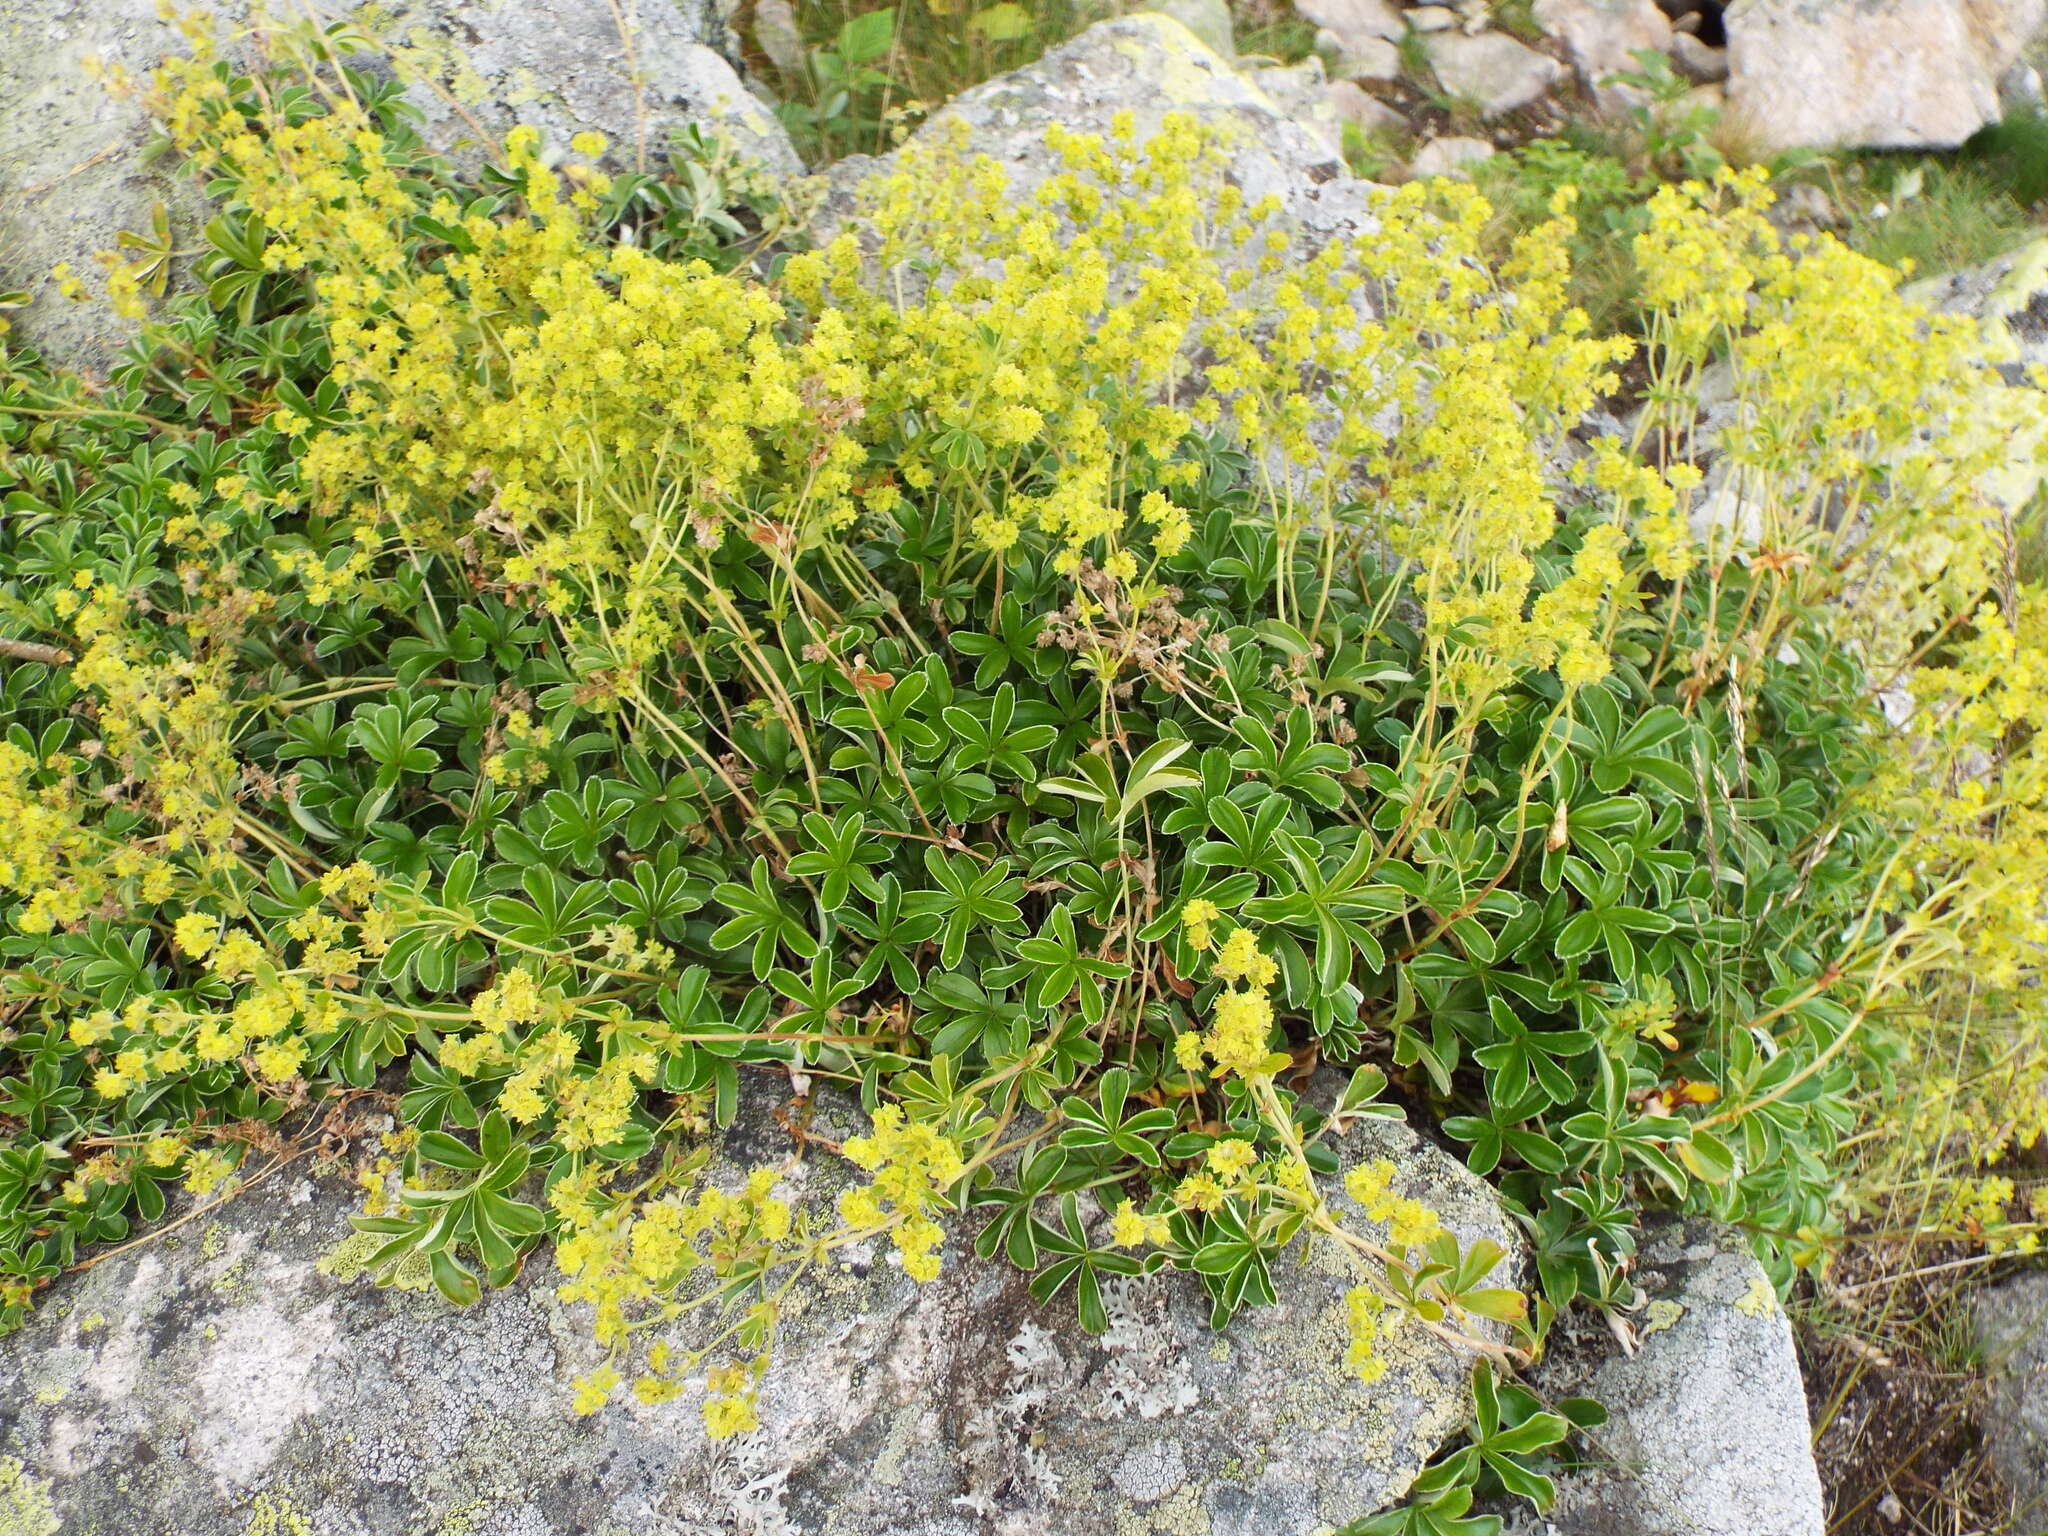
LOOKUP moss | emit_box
[0,1459,58,1536]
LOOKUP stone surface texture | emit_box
[1141,0,1238,57]
[0,0,794,370]
[821,16,1383,249]
[1725,0,2048,150]
[1328,78,1410,136]
[1913,231,2048,377]
[1408,134,1498,176]
[1534,0,1674,89]
[1297,0,1408,45]
[1525,1220,1825,1536]
[0,1081,1518,1535]
[1973,1270,2048,1520]
[1319,28,1405,80]
[1424,30,1565,116]
[1669,30,1732,80]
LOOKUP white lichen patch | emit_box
[196,1299,337,1486]
[1112,1438,1188,1503]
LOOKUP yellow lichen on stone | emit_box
[1986,236,2048,328]
[1640,1297,1686,1337]
[431,1496,491,1536]
[241,1492,314,1536]
[1110,14,1236,113]
[1733,1273,1780,1318]
[314,1228,385,1283]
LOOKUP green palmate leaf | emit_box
[1057,1067,1175,1165]
[710,856,821,979]
[1027,1193,1141,1334]
[1014,905,1127,1019]
[905,847,1024,970]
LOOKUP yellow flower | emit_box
[1110,1198,1172,1248]
[1205,1138,1259,1182]
[703,1390,759,1439]
[571,1366,620,1416]
[173,912,218,958]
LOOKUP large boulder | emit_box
[1973,1270,2048,1523]
[1725,0,2048,150]
[1522,1220,1826,1536]
[0,1080,1521,1534]
[0,0,798,371]
[820,15,1381,249]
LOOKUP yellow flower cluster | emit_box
[1343,1283,1400,1384]
[554,1165,795,1431]
[836,1104,966,1282]
[1172,1136,1265,1214]
[1110,1198,1173,1248]
[1176,924,1285,1081]
[1344,1157,1442,1251]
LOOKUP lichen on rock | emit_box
[0,1079,1515,1535]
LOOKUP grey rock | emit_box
[1407,133,1497,175]
[2000,58,2047,107]
[1974,1271,2048,1520]
[0,0,796,371]
[1249,56,1404,160]
[1250,53,1347,137]
[752,0,808,77]
[1317,26,1407,79]
[1408,4,1463,30]
[1531,1220,1825,1536]
[1299,0,1409,44]
[1142,0,1238,56]
[1669,30,1731,79]
[1534,0,1674,88]
[1725,0,2048,151]
[820,16,1384,249]
[1424,30,1564,115]
[1907,234,2048,513]
[1328,78,1411,137]
[0,1081,1519,1534]
[1911,232,2048,376]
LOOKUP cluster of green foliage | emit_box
[2,15,2046,1527]
[752,0,1087,159]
